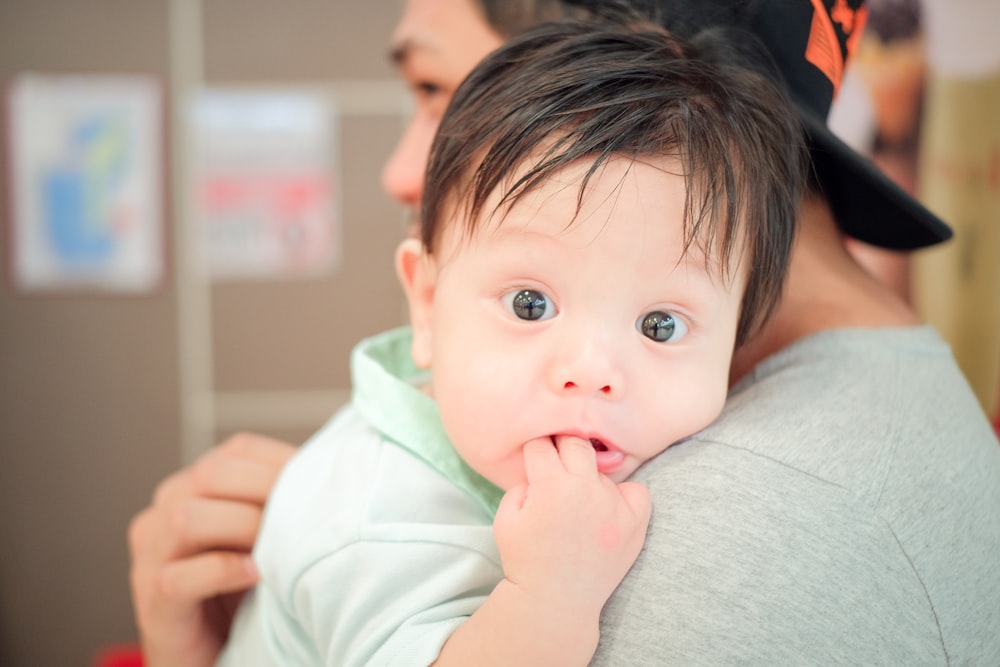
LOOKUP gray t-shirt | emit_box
[593,326,1000,665]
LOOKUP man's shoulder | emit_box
[694,325,992,477]
[614,326,1000,664]
[644,324,1000,543]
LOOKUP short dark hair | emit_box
[421,18,806,345]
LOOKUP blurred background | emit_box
[829,0,1000,420]
[1,1,409,664]
[0,0,996,665]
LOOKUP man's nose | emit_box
[380,116,433,208]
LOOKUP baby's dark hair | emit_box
[421,17,806,345]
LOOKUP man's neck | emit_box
[730,195,921,385]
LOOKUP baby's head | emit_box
[397,18,806,488]
[421,16,806,345]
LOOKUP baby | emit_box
[218,14,805,667]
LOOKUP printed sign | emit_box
[6,74,163,292]
[189,90,340,280]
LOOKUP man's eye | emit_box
[407,81,451,119]
[417,81,441,95]
[412,81,441,100]
[502,289,555,321]
[638,310,688,342]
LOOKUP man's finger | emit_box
[164,497,265,558]
[157,551,259,612]
[216,432,297,467]
[183,434,295,504]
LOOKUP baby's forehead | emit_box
[460,151,685,223]
[442,154,746,279]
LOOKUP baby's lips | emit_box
[548,433,588,448]
[550,432,616,453]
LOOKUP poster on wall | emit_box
[189,89,340,281]
[5,74,163,293]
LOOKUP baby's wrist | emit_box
[498,577,602,645]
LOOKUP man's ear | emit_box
[395,237,435,369]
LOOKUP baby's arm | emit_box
[434,436,652,666]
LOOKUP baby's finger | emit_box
[617,481,653,526]
[494,483,528,540]
[497,483,528,515]
[553,434,598,476]
[522,437,562,481]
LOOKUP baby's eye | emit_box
[502,289,556,321]
[638,310,688,343]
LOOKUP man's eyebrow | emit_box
[389,39,411,65]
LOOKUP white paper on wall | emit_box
[189,89,341,281]
[6,74,164,293]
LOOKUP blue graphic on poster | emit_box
[42,115,128,265]
[7,74,162,292]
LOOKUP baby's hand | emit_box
[492,435,652,614]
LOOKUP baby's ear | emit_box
[394,237,435,369]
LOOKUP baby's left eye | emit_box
[502,289,556,321]
[638,310,688,342]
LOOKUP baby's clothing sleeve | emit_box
[220,536,500,666]
[216,400,502,667]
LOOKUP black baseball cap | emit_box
[747,0,952,249]
[576,0,954,249]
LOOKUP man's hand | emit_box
[128,432,295,667]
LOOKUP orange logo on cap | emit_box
[805,0,869,96]
[831,0,857,32]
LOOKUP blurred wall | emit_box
[913,0,1000,417]
[0,1,407,665]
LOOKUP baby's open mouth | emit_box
[547,434,624,474]
[549,435,609,451]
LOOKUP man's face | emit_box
[382,0,504,219]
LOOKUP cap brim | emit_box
[799,108,953,250]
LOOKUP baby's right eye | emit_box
[502,289,556,321]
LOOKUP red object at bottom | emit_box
[994,397,1000,438]
[93,643,144,667]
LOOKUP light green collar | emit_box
[350,326,503,516]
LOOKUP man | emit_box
[129,1,1000,664]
